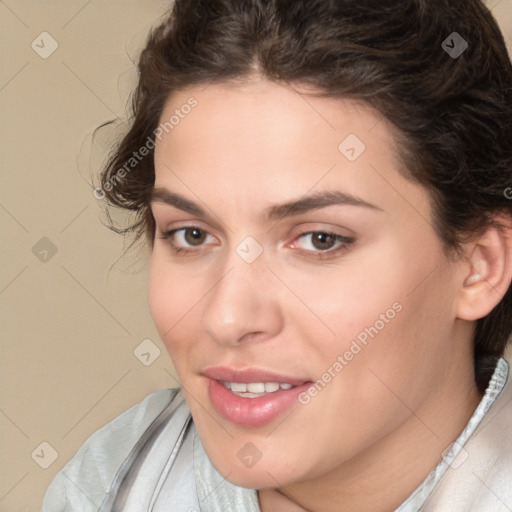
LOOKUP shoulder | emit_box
[471,359,512,492]
[473,358,512,462]
[424,359,512,511]
[42,388,183,512]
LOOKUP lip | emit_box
[203,366,312,427]
[203,366,309,385]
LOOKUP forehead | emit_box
[152,79,430,222]
[155,79,392,158]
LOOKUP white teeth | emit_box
[247,382,265,393]
[240,392,265,398]
[222,381,297,396]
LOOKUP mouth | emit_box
[221,380,297,398]
[203,366,313,427]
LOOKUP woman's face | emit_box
[148,79,465,488]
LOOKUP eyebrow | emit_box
[150,187,382,221]
[264,190,382,219]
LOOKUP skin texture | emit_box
[147,79,508,511]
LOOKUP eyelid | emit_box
[289,230,354,249]
[159,225,217,244]
[287,220,354,240]
[151,202,227,234]
[156,218,219,239]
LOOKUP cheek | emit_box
[295,239,456,377]
[147,254,190,353]
[319,257,457,419]
[147,252,209,376]
[282,248,403,353]
[147,254,172,334]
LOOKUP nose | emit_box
[200,256,284,347]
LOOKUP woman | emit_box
[43,0,512,510]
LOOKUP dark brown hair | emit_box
[98,0,512,390]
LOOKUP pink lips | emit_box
[203,366,312,427]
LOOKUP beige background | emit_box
[1,1,511,511]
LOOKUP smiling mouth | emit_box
[206,376,313,427]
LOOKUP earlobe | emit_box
[456,215,512,321]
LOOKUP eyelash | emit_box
[291,231,355,260]
[158,227,355,260]
[158,226,211,256]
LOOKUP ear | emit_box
[456,214,512,321]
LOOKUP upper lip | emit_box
[203,366,310,385]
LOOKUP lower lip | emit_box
[208,379,312,427]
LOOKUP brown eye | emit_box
[158,226,214,254]
[291,231,355,259]
[311,232,337,251]
[184,228,207,246]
